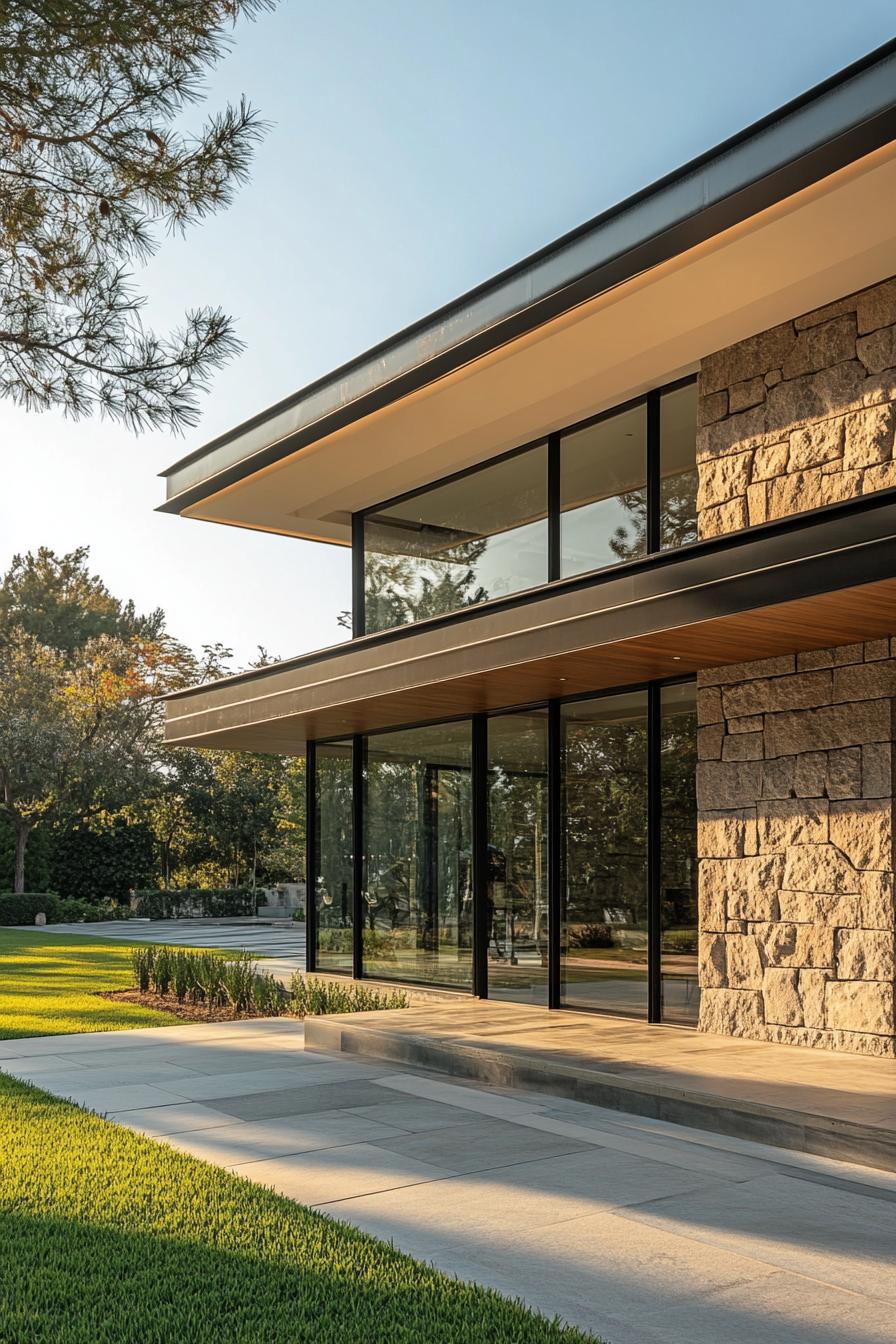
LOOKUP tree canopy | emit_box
[0,0,272,429]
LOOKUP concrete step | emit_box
[304,1012,896,1173]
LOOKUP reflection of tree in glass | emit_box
[609,473,698,560]
[563,718,648,943]
[361,539,489,632]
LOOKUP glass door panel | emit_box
[561,691,649,1017]
[487,710,549,1003]
[660,682,699,1024]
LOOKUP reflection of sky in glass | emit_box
[561,491,645,577]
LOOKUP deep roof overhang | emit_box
[158,40,896,543]
[163,492,896,753]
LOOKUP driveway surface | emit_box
[3,1018,895,1344]
[35,918,307,982]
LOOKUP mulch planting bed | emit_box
[97,988,287,1023]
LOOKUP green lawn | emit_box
[0,929,183,1038]
[0,1075,596,1343]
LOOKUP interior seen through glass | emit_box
[487,710,549,1004]
[360,381,697,634]
[312,681,697,1019]
[362,721,473,987]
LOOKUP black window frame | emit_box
[352,374,697,637]
[307,672,697,1023]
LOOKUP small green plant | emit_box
[131,946,153,994]
[289,974,409,1017]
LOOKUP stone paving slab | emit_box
[6,1017,896,1344]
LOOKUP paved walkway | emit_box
[3,1019,895,1344]
[36,919,307,982]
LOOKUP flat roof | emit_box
[160,39,896,518]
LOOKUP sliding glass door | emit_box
[560,691,649,1017]
[487,710,549,1004]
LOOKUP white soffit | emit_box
[186,143,896,544]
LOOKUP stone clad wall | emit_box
[696,275,896,539]
[694,275,896,1056]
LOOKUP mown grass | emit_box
[0,1074,598,1344]
[0,929,183,1038]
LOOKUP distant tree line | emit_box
[0,547,303,897]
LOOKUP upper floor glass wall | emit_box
[359,379,696,635]
[363,445,548,633]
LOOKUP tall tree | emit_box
[0,0,272,429]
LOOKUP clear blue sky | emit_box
[2,2,894,665]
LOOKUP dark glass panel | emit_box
[559,404,647,577]
[561,690,649,1016]
[660,681,699,1024]
[363,445,548,632]
[363,721,473,987]
[660,383,698,550]
[487,710,549,1004]
[314,740,354,972]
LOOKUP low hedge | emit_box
[0,893,59,925]
[131,888,256,919]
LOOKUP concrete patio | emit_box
[307,1000,896,1170]
[3,1017,896,1343]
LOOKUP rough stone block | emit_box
[824,980,895,1035]
[699,496,748,538]
[862,368,896,408]
[859,871,896,930]
[701,855,783,922]
[757,798,828,853]
[700,322,796,396]
[861,461,896,494]
[864,639,890,661]
[828,799,892,870]
[697,723,724,760]
[698,810,758,858]
[761,756,795,798]
[699,933,727,988]
[754,921,798,963]
[782,844,860,895]
[856,325,896,375]
[836,929,895,982]
[746,481,767,525]
[729,376,766,413]
[861,743,891,799]
[788,417,844,470]
[832,661,896,702]
[824,747,863,800]
[697,686,724,725]
[722,671,831,719]
[764,700,890,757]
[727,936,765,988]
[813,892,862,927]
[843,402,896,468]
[698,389,728,425]
[829,1030,896,1058]
[765,467,828,518]
[728,714,763,733]
[696,405,766,462]
[697,449,753,509]
[752,441,789,480]
[722,732,763,761]
[696,760,763,810]
[799,969,831,1029]
[765,361,866,437]
[792,751,826,798]
[698,655,796,686]
[856,277,896,335]
[795,295,857,331]
[699,988,765,1037]
[763,968,803,1026]
[781,314,857,380]
[765,369,783,388]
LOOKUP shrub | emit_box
[131,888,256,919]
[291,908,305,923]
[54,897,133,923]
[0,893,59,925]
[662,928,698,955]
[289,974,409,1017]
[567,922,615,949]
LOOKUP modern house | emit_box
[161,41,896,1059]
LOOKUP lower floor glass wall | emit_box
[309,678,697,1023]
[363,722,473,988]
